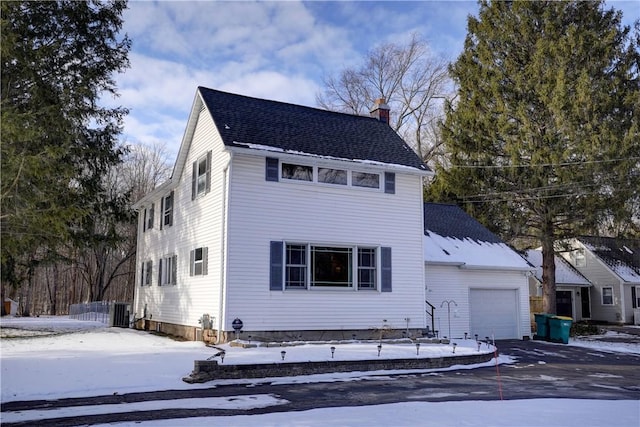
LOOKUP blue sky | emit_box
[112,1,639,159]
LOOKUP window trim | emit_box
[192,151,212,200]
[265,158,393,192]
[140,260,152,287]
[159,254,177,286]
[160,191,174,229]
[601,286,614,305]
[189,247,208,276]
[274,242,388,292]
[143,204,154,232]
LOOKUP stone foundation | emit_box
[183,351,495,383]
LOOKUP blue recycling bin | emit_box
[534,313,554,340]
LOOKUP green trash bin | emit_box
[534,313,554,340]
[548,316,573,344]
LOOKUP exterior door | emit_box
[581,289,591,319]
[556,291,573,318]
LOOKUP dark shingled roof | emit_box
[578,236,640,276]
[423,203,504,243]
[198,86,429,171]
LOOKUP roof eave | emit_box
[227,144,432,175]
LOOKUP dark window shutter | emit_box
[203,247,208,276]
[172,254,177,284]
[205,151,212,194]
[189,250,194,276]
[148,261,153,285]
[270,241,283,290]
[149,204,154,229]
[384,172,395,194]
[633,287,637,309]
[140,264,145,286]
[168,191,174,226]
[143,209,148,232]
[266,157,279,182]
[158,259,163,285]
[159,198,164,230]
[381,247,392,292]
[191,161,197,200]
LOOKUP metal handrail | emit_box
[425,300,435,333]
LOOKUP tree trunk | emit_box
[541,235,557,314]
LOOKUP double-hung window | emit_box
[189,247,208,276]
[573,248,586,267]
[158,255,177,286]
[192,151,212,199]
[160,191,174,229]
[140,260,152,286]
[143,204,154,232]
[602,286,614,305]
[285,244,307,289]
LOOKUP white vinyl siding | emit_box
[224,153,426,332]
[424,265,531,340]
[134,107,226,329]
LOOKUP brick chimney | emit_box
[370,98,390,125]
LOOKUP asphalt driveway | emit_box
[2,337,638,427]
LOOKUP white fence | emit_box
[69,301,130,327]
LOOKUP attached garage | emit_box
[423,203,533,341]
[469,289,519,340]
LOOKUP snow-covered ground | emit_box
[1,316,639,427]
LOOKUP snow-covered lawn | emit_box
[1,316,638,427]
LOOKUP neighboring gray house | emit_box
[524,249,592,321]
[133,87,432,342]
[423,203,533,340]
[560,237,640,324]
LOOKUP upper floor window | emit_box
[352,171,379,189]
[160,191,174,229]
[282,163,312,181]
[572,248,586,267]
[143,204,154,232]
[266,158,394,192]
[192,151,212,200]
[318,167,347,185]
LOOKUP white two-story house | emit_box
[133,87,432,342]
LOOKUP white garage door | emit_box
[470,289,519,339]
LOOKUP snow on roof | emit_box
[579,236,640,283]
[524,250,591,286]
[423,232,531,270]
[423,203,531,270]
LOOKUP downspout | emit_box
[216,152,232,344]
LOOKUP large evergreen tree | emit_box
[1,1,131,302]
[426,1,640,313]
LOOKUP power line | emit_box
[449,156,640,169]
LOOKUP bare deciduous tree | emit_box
[317,33,452,163]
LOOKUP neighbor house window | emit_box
[573,248,586,267]
[158,255,177,286]
[282,163,312,181]
[602,287,613,305]
[140,260,152,286]
[633,286,640,309]
[192,151,212,199]
[160,191,174,229]
[143,204,154,232]
[189,247,208,276]
[318,167,347,185]
[352,171,380,188]
[278,244,384,291]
